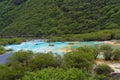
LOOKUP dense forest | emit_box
[0,0,120,37]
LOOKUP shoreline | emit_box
[104,41,120,45]
[96,60,120,72]
[59,48,72,53]
[59,45,72,53]
[59,40,120,53]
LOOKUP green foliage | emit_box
[0,65,23,80]
[96,45,120,61]
[100,45,113,51]
[100,45,113,60]
[22,68,89,80]
[93,74,106,80]
[112,49,120,60]
[0,38,26,45]
[22,68,66,80]
[93,45,100,59]
[29,53,57,71]
[0,46,6,54]
[64,68,89,80]
[0,0,120,37]
[7,51,33,69]
[64,47,94,70]
[50,29,120,41]
[0,46,117,80]
[95,64,113,75]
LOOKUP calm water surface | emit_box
[0,40,104,64]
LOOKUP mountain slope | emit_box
[0,0,120,37]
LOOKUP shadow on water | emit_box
[0,52,12,64]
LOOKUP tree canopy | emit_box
[0,0,120,37]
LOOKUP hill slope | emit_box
[0,0,120,37]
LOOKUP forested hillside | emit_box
[0,0,120,37]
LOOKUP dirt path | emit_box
[96,60,120,72]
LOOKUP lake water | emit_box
[4,40,104,54]
[0,40,104,64]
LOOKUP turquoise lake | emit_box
[4,40,104,55]
[0,40,105,64]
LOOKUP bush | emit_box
[22,68,89,80]
[93,74,106,80]
[0,38,26,45]
[95,65,113,75]
[100,45,113,60]
[0,46,6,54]
[64,47,94,71]
[93,45,100,59]
[29,53,57,71]
[0,65,23,80]
[112,49,120,60]
[7,51,34,68]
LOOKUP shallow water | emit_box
[0,52,12,64]
[0,41,104,64]
[4,41,103,54]
[4,41,69,55]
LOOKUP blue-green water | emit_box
[4,41,69,55]
[1,40,104,64]
[1,40,120,65]
[4,41,103,55]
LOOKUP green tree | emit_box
[112,49,120,60]
[7,51,33,67]
[22,68,89,80]
[29,53,57,71]
[0,46,6,54]
[64,47,94,71]
[95,64,113,75]
[93,74,106,80]
[64,68,89,80]
[93,45,100,59]
[100,45,113,60]
[0,0,120,38]
[0,65,23,80]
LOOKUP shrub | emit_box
[64,47,94,71]
[112,49,120,60]
[100,45,113,60]
[7,51,33,67]
[22,68,89,80]
[93,74,106,80]
[0,46,6,54]
[29,53,57,71]
[95,64,113,75]
[0,65,23,80]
